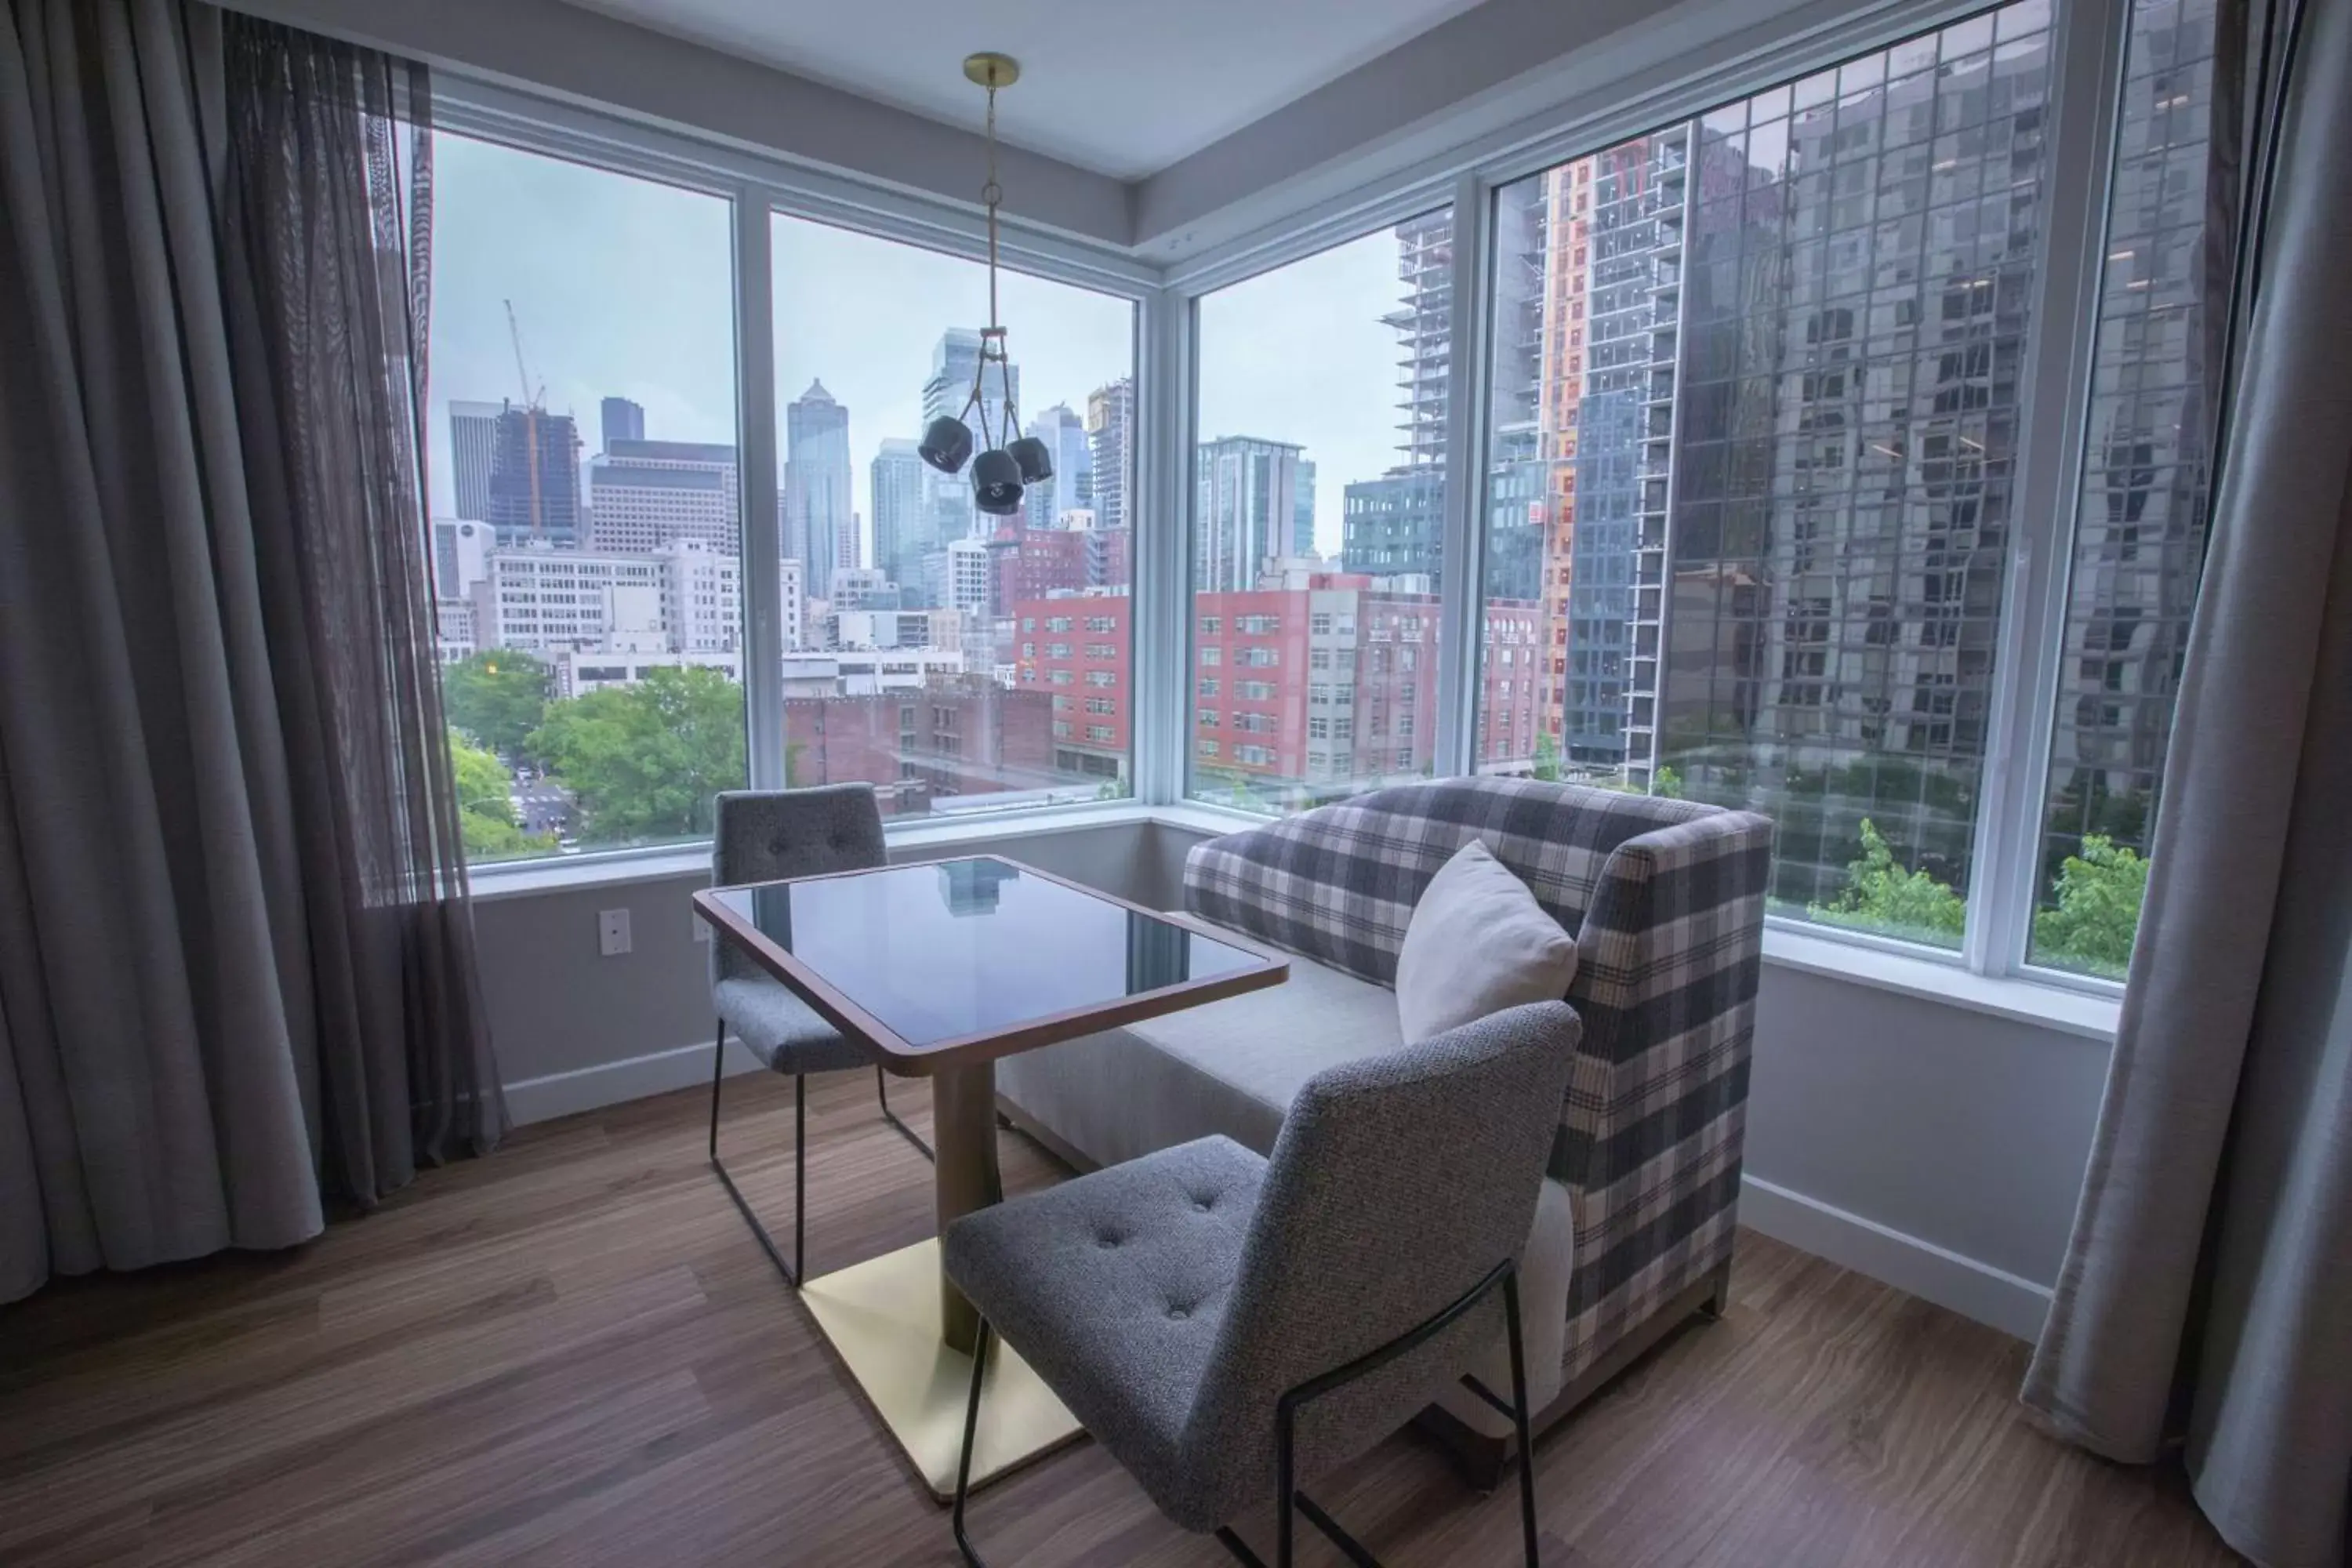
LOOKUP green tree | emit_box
[1650,764,1684,800]
[530,666,746,844]
[1809,817,1966,945]
[1530,729,1562,782]
[2032,835,2147,978]
[448,728,546,860]
[443,651,551,758]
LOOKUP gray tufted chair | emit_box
[708,785,931,1287]
[942,999,1580,1567]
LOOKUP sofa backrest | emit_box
[1182,777,1719,988]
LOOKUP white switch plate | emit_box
[597,908,632,956]
[691,909,711,942]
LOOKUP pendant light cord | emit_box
[983,82,1001,336]
[960,72,1014,448]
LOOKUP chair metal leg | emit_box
[1503,1269,1541,1568]
[1276,1394,1297,1568]
[951,1321,993,1567]
[706,1021,802,1288]
[793,1072,806,1281]
[1209,1258,1540,1568]
[877,1065,935,1162]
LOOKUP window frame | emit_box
[434,80,1160,870]
[437,0,2161,1000]
[1159,0,2141,995]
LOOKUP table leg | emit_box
[932,1062,1000,1354]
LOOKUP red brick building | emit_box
[1004,573,1541,805]
[1013,593,1131,784]
[988,524,1089,618]
[779,680,1058,813]
[1188,572,1544,802]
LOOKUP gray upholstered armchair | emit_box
[947,1000,1581,1566]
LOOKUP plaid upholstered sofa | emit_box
[996,776,1773,1472]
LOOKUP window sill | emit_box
[1762,925,2121,1042]
[465,797,1169,903]
[463,800,2125,1044]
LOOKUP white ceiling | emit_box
[556,0,1493,180]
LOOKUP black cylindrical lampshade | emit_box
[1007,435,1054,485]
[971,448,1025,515]
[920,416,975,474]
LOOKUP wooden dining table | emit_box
[692,854,1287,1499]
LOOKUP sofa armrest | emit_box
[1550,808,1773,1380]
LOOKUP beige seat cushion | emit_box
[999,951,1406,1168]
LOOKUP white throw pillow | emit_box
[1394,840,1580,1044]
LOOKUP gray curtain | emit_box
[2020,0,2352,1563]
[0,0,503,1307]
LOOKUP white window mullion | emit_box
[733,193,785,789]
[1134,285,1195,806]
[1961,0,2130,976]
[1433,172,1494,780]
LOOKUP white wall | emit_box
[227,0,1132,246]
[1738,967,2108,1341]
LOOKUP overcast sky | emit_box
[425,132,1418,561]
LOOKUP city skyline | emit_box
[426,130,1433,572]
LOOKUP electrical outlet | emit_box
[597,908,632,956]
[691,909,711,942]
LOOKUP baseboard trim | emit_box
[503,1036,763,1127]
[1738,1175,2053,1344]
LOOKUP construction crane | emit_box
[504,299,547,537]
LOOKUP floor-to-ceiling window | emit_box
[1474,3,2057,950]
[2029,0,2221,976]
[769,215,1136,818]
[426,133,742,862]
[1189,213,1456,813]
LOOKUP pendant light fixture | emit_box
[917,52,1053,518]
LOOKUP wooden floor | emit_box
[1,1070,2240,1568]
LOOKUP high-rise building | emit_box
[934,536,993,620]
[431,518,489,601]
[785,380,854,593]
[448,401,503,523]
[588,438,739,554]
[1342,470,1446,579]
[1195,436,1307,593]
[1650,16,2055,903]
[779,557,804,652]
[1293,460,1317,555]
[1022,404,1093,530]
[2038,0,2217,888]
[1389,212,1454,469]
[923,330,1019,545]
[600,396,645,451]
[827,566,898,612]
[1084,378,1134,535]
[470,539,735,655]
[1337,214,1455,586]
[870,437,929,592]
[485,402,582,546]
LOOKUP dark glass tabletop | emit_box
[704,857,1278,1054]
